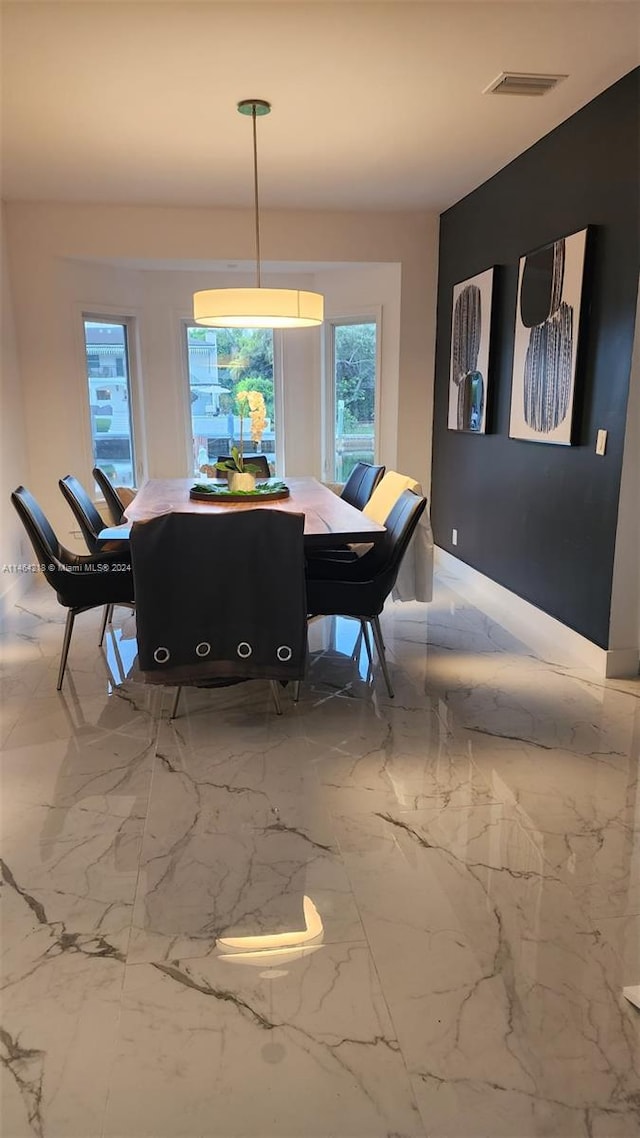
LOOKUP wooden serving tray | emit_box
[189,484,290,504]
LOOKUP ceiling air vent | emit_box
[483,72,568,97]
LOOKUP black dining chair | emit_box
[59,475,115,554]
[11,486,135,690]
[93,466,127,525]
[59,474,132,642]
[304,488,427,699]
[216,454,271,478]
[340,462,385,510]
[130,508,307,717]
[309,462,386,564]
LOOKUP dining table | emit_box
[98,476,386,550]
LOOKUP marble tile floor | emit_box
[1,578,638,1138]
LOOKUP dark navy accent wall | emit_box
[431,70,639,649]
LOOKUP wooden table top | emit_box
[99,476,385,549]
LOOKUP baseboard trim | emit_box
[604,648,640,679]
[435,548,639,679]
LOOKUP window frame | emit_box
[322,309,382,483]
[180,320,283,476]
[80,310,145,494]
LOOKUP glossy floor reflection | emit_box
[1,580,638,1137]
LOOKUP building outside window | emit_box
[185,325,276,475]
[83,319,137,488]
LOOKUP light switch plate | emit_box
[596,429,607,456]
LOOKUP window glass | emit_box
[83,319,136,488]
[186,326,275,475]
[332,321,377,482]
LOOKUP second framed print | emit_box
[509,228,588,445]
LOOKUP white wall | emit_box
[1,204,29,610]
[4,202,438,543]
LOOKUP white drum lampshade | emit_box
[193,100,324,331]
[193,287,323,329]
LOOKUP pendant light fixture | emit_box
[193,99,324,329]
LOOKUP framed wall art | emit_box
[509,227,588,445]
[448,267,494,434]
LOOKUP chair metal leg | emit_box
[371,615,394,698]
[98,603,114,647]
[57,610,76,691]
[359,618,374,668]
[270,680,283,715]
[170,686,182,719]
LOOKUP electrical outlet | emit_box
[452,528,458,546]
[596,429,607,456]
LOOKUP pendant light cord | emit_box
[251,105,262,289]
[193,98,323,328]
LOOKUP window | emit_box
[87,352,101,376]
[83,319,137,488]
[327,319,378,482]
[185,325,276,476]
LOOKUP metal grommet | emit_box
[153,646,170,664]
[195,642,211,657]
[277,645,292,662]
[237,641,252,658]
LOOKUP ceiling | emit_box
[1,0,638,213]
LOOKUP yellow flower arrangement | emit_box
[214,389,268,475]
[244,390,268,444]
